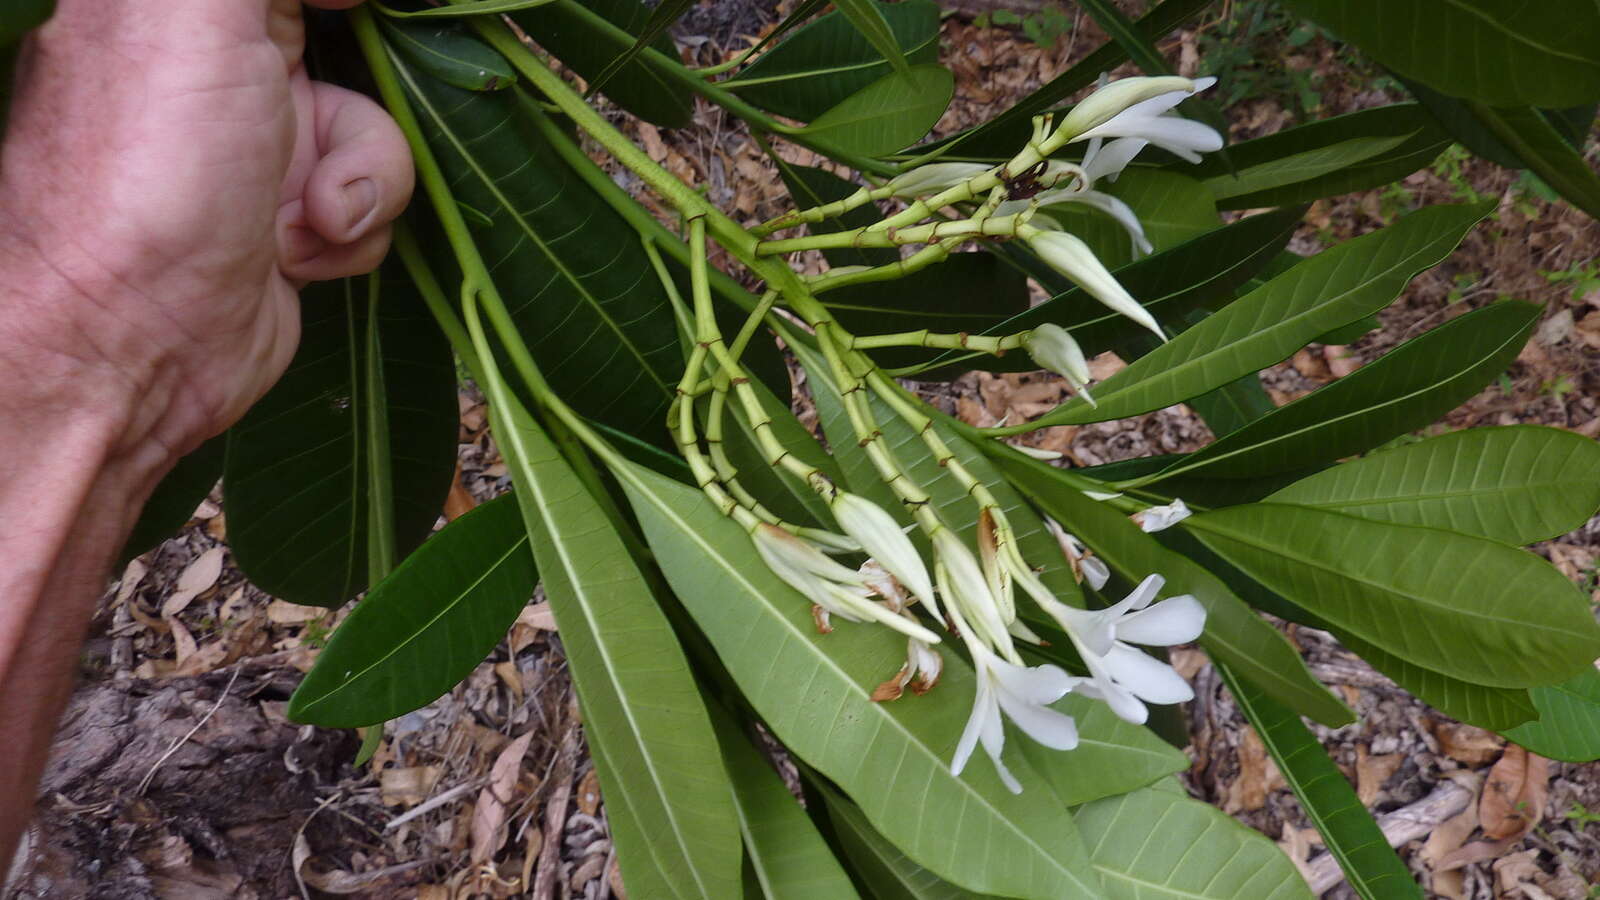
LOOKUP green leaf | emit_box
[584,0,695,100]
[727,0,940,121]
[1465,104,1600,220]
[832,0,912,76]
[1275,0,1600,107]
[1505,670,1600,762]
[1076,782,1316,899]
[1265,426,1600,545]
[798,65,955,157]
[990,449,1355,727]
[1019,693,1191,804]
[911,205,1301,376]
[774,162,899,269]
[712,710,862,900]
[119,434,225,566]
[1400,77,1527,169]
[1041,169,1219,270]
[226,268,458,607]
[379,18,516,91]
[377,0,558,18]
[1029,202,1492,428]
[483,390,741,900]
[1192,104,1449,209]
[1184,503,1600,688]
[507,0,693,127]
[1163,300,1539,478]
[617,464,1104,898]
[1213,661,1419,900]
[287,495,536,726]
[1331,630,1537,731]
[395,68,682,438]
[820,785,988,900]
[1315,313,1380,346]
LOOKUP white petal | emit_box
[1081,556,1111,591]
[1103,644,1194,704]
[951,679,997,776]
[988,658,1075,705]
[1068,190,1152,257]
[1060,76,1195,137]
[1082,137,1147,183]
[987,745,1024,794]
[1106,573,1165,617]
[1116,595,1206,646]
[1075,673,1148,724]
[1134,117,1224,160]
[1028,231,1163,340]
[1053,605,1116,658]
[833,491,937,607]
[1135,499,1192,533]
[995,690,1080,750]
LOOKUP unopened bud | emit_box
[831,491,937,611]
[1027,230,1163,342]
[1055,76,1195,140]
[884,162,990,199]
[1024,323,1095,404]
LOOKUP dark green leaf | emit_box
[1276,0,1600,107]
[1465,104,1600,220]
[833,0,912,76]
[798,65,955,157]
[1315,314,1380,346]
[821,785,988,900]
[1040,169,1219,270]
[377,0,558,18]
[1188,373,1275,438]
[911,205,1301,376]
[1191,104,1449,209]
[728,1,940,121]
[287,495,535,726]
[1185,503,1600,688]
[1505,670,1600,763]
[1332,630,1537,731]
[226,268,458,607]
[1029,202,1492,428]
[380,18,516,91]
[1163,301,1538,478]
[1265,426,1600,545]
[618,464,1104,897]
[990,449,1355,727]
[1400,76,1526,169]
[120,435,225,566]
[1214,660,1420,900]
[396,68,682,439]
[509,0,693,127]
[484,386,741,900]
[585,0,695,100]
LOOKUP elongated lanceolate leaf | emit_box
[799,65,955,157]
[990,449,1354,727]
[380,18,515,91]
[583,0,695,101]
[394,63,682,439]
[510,0,693,127]
[1466,104,1600,220]
[1213,661,1419,900]
[727,0,940,121]
[1276,0,1600,108]
[1266,426,1600,545]
[483,389,741,900]
[1028,202,1492,428]
[711,710,861,900]
[1506,670,1600,763]
[378,0,557,18]
[618,464,1104,898]
[226,268,458,607]
[832,0,912,76]
[1192,103,1448,209]
[820,785,989,900]
[1163,301,1539,479]
[288,495,536,726]
[1077,782,1315,899]
[1185,504,1600,689]
[1331,629,1536,732]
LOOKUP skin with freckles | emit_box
[0,0,413,867]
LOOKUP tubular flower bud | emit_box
[1055,75,1197,139]
[752,524,942,644]
[931,528,1009,651]
[883,162,991,199]
[1131,499,1191,533]
[1023,324,1096,405]
[1026,230,1164,341]
[831,490,937,612]
[1071,76,1222,163]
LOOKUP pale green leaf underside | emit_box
[1266,425,1600,545]
[1333,629,1536,732]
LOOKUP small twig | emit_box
[384,779,483,831]
[134,664,243,797]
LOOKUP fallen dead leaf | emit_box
[608,853,628,900]
[575,767,602,816]
[381,766,443,808]
[1355,745,1403,805]
[1419,784,1478,899]
[266,599,325,625]
[1223,727,1284,813]
[116,559,148,606]
[1479,744,1548,840]
[1324,344,1361,378]
[493,661,523,704]
[1432,720,1504,768]
[167,615,198,668]
[161,546,225,617]
[471,731,533,865]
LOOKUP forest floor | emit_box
[7,1,1600,898]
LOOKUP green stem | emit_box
[845,329,1028,354]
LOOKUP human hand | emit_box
[0,0,413,466]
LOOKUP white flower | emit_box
[1024,323,1096,404]
[1069,76,1222,163]
[1080,136,1148,183]
[1056,75,1198,138]
[884,162,991,198]
[951,643,1079,794]
[1026,229,1164,341]
[752,524,942,644]
[1042,517,1110,590]
[1058,575,1206,724]
[932,528,1009,648]
[1131,499,1191,533]
[830,490,937,612]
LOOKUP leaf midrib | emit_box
[618,464,1099,896]
[723,32,939,88]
